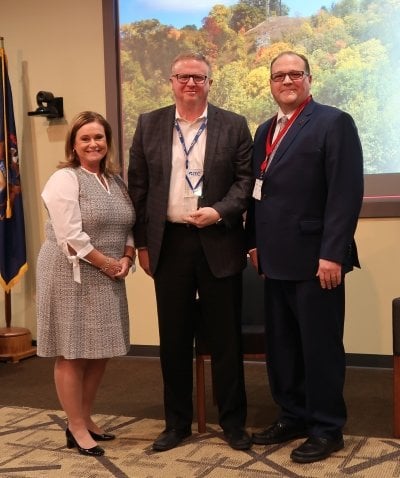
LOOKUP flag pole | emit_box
[0,37,12,329]
[0,37,11,219]
[5,291,11,328]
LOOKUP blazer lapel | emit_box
[266,101,315,172]
[160,106,176,190]
[203,104,220,189]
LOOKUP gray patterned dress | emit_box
[36,167,135,359]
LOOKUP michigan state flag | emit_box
[0,44,28,292]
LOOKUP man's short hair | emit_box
[270,51,311,75]
[171,52,212,76]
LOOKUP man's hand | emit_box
[249,248,258,270]
[138,249,152,277]
[316,259,342,289]
[183,207,220,228]
[248,248,265,278]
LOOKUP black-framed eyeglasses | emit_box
[171,74,208,84]
[270,71,309,82]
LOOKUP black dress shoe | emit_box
[224,429,252,450]
[290,436,344,463]
[89,430,116,441]
[152,428,192,452]
[66,428,105,456]
[252,421,307,445]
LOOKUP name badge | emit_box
[185,168,203,197]
[252,178,263,200]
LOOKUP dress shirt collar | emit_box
[276,107,295,122]
[175,105,208,124]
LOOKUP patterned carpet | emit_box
[1,405,400,478]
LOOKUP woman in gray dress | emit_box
[36,111,135,456]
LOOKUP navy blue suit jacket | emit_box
[246,99,364,280]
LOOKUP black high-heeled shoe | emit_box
[89,430,116,441]
[66,428,105,456]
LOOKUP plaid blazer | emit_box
[128,103,253,278]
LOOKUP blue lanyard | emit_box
[174,118,207,169]
[174,118,207,193]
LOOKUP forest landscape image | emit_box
[119,0,400,175]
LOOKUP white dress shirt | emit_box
[167,106,207,222]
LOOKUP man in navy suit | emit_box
[246,51,363,463]
[128,52,253,451]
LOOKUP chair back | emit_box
[393,298,400,355]
[195,259,265,356]
[241,259,265,355]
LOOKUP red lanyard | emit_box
[260,95,312,175]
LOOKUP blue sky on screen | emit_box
[119,0,328,28]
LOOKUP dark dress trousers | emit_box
[128,103,253,433]
[246,99,364,439]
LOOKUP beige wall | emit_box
[0,0,398,355]
[346,219,400,355]
[0,0,159,346]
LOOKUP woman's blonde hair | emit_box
[58,111,120,176]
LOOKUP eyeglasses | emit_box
[171,74,208,84]
[270,71,309,82]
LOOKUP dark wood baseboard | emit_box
[346,353,392,368]
[127,344,160,357]
[30,342,392,369]
[127,345,392,369]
